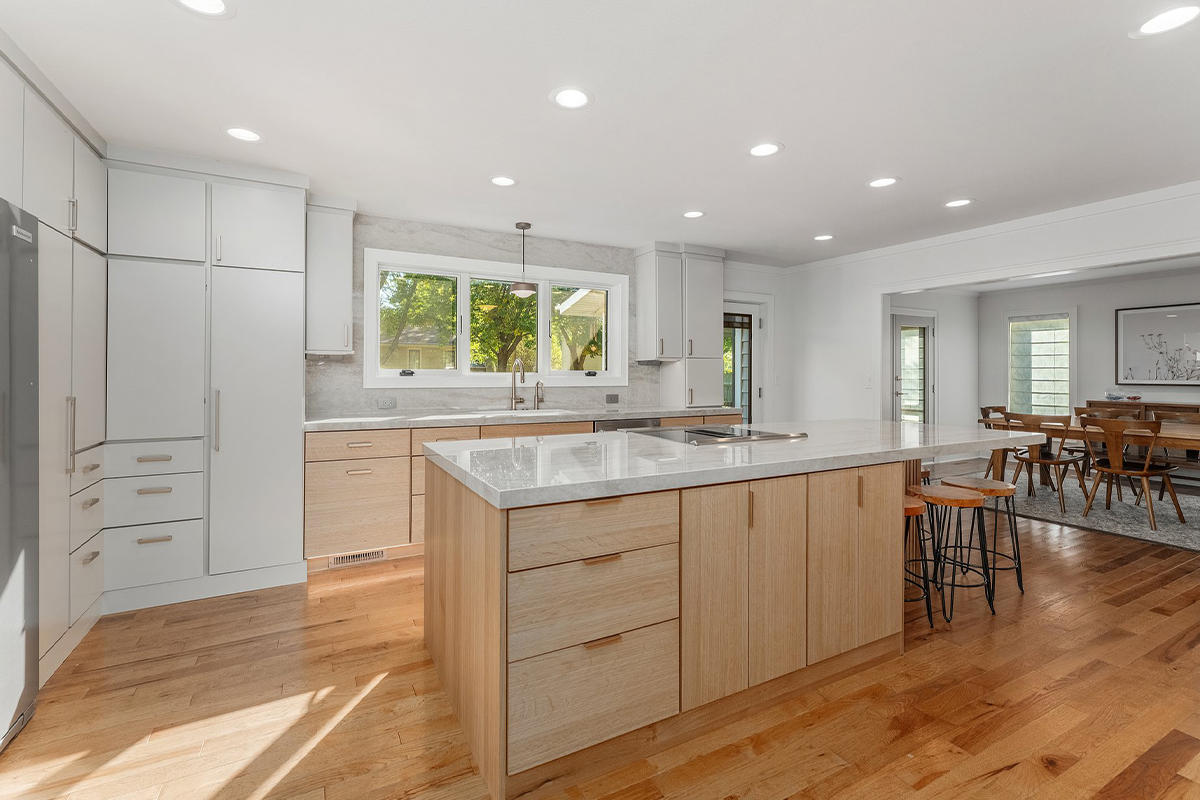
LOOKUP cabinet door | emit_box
[683,256,723,359]
[108,169,206,261]
[858,463,904,645]
[72,138,107,252]
[655,253,683,359]
[0,64,22,206]
[806,468,859,665]
[38,226,72,657]
[685,357,723,407]
[22,93,73,234]
[107,260,206,440]
[72,244,106,450]
[681,482,748,711]
[748,475,807,686]
[209,267,304,574]
[211,182,305,272]
[305,206,353,352]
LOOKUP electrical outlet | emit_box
[377,396,398,410]
[605,393,620,404]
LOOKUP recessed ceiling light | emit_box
[683,211,705,219]
[868,177,899,188]
[551,87,592,109]
[225,127,261,142]
[174,0,235,18]
[491,176,517,187]
[944,198,974,207]
[1133,6,1199,36]
[749,142,783,157]
[813,234,833,241]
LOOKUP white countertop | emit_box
[304,405,721,431]
[423,419,1046,509]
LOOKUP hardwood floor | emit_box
[6,515,1200,799]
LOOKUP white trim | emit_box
[106,144,310,189]
[889,310,938,425]
[103,561,308,615]
[38,594,101,687]
[364,248,629,389]
[723,290,776,423]
[0,31,106,156]
[1003,306,1078,413]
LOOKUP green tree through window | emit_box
[469,279,538,372]
[378,270,457,370]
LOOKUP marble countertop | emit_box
[304,404,721,431]
[422,419,1046,509]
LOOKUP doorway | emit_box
[891,313,936,423]
[723,302,763,424]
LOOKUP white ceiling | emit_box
[2,1,1199,265]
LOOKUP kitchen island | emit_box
[422,419,1044,799]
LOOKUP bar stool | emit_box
[921,467,931,486]
[940,476,1023,594]
[904,495,934,627]
[908,484,991,622]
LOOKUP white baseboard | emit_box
[39,595,102,687]
[103,561,309,615]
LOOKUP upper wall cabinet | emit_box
[108,169,206,262]
[683,255,723,359]
[305,203,354,353]
[0,64,22,206]
[72,139,107,252]
[634,250,683,360]
[211,181,305,272]
[22,92,73,234]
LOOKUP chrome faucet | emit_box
[510,358,526,410]
[534,381,545,410]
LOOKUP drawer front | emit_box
[508,491,679,572]
[508,543,679,662]
[105,440,205,478]
[104,472,204,528]
[304,457,411,557]
[412,426,480,451]
[69,483,105,553]
[507,620,680,774]
[704,413,744,425]
[69,531,104,625]
[71,446,105,495]
[660,416,696,427]
[480,421,593,439]
[412,456,426,495]
[305,429,411,461]
[104,520,204,591]
[411,494,425,544]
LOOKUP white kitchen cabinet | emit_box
[38,225,73,657]
[634,250,683,360]
[0,64,22,206]
[108,168,207,261]
[72,243,106,450]
[107,260,206,440]
[69,532,104,625]
[305,203,354,353]
[22,93,73,234]
[686,358,723,407]
[683,255,724,359]
[209,266,304,574]
[72,138,107,252]
[211,181,305,272]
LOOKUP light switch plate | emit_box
[377,396,398,410]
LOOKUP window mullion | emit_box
[458,272,469,378]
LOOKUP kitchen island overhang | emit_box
[422,419,1045,799]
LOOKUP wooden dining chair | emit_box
[1079,416,1185,530]
[1150,410,1200,498]
[1001,412,1088,513]
[980,405,1010,480]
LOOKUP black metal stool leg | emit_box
[1007,495,1023,592]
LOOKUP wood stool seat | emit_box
[920,467,931,485]
[904,496,927,516]
[939,476,1017,498]
[908,484,985,508]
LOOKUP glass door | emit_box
[892,314,934,423]
[723,305,756,424]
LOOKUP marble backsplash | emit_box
[305,213,660,418]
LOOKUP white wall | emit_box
[885,291,980,429]
[724,261,792,422]
[978,268,1200,409]
[791,180,1200,422]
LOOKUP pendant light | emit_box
[511,222,536,298]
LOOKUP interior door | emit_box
[209,266,304,574]
[891,314,934,423]
[211,182,305,272]
[71,244,105,451]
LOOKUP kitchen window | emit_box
[364,248,627,388]
[1007,310,1075,415]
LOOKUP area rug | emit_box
[961,470,1200,552]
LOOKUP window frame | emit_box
[364,248,628,388]
[1004,306,1078,416]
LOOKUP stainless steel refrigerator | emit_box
[0,198,38,754]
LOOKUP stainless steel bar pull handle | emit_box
[68,198,78,232]
[215,234,222,262]
[346,469,373,476]
[137,486,173,495]
[137,535,173,545]
[136,455,172,463]
[344,324,350,348]
[688,388,694,405]
[81,550,99,565]
[213,389,221,452]
[82,497,100,510]
[346,442,373,448]
[82,462,101,473]
[659,338,664,355]
[688,338,693,356]
[66,396,76,474]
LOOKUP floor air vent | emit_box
[329,549,387,568]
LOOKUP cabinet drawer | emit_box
[508,543,678,662]
[508,491,679,572]
[412,426,480,451]
[304,457,410,557]
[71,445,104,495]
[69,483,105,553]
[411,494,425,544]
[705,414,744,425]
[507,620,680,774]
[305,429,411,461]
[412,455,426,495]
[480,421,593,439]
[69,531,104,625]
[105,440,205,478]
[104,520,204,591]
[104,472,204,528]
